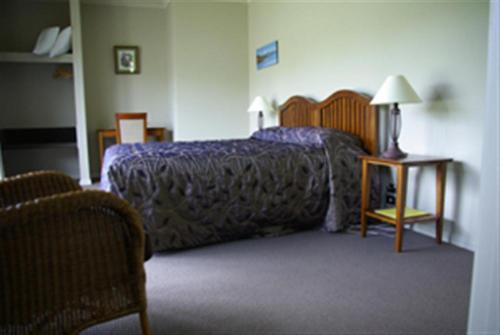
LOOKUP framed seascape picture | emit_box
[114,46,140,74]
[256,41,278,70]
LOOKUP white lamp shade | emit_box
[248,96,273,113]
[371,75,422,105]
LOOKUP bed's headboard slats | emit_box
[279,90,378,155]
[279,96,320,127]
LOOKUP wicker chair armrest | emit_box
[0,170,82,208]
[0,190,147,334]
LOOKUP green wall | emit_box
[82,5,170,176]
[248,1,489,250]
[169,2,249,141]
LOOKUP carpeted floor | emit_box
[83,229,473,335]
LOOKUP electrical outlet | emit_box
[385,182,396,206]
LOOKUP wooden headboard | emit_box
[279,90,378,155]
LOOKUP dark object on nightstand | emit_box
[359,154,453,252]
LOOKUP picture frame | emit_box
[114,46,140,74]
[256,41,278,70]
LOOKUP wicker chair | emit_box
[0,170,82,208]
[0,171,151,335]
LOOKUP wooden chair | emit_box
[0,171,151,335]
[115,113,147,144]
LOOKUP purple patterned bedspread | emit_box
[101,127,367,251]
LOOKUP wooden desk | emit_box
[98,127,166,166]
[359,154,453,252]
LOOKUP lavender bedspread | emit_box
[101,127,366,251]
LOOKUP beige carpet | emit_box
[83,229,473,335]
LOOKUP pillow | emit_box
[251,126,363,148]
[49,26,72,58]
[32,26,60,56]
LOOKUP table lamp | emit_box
[371,75,422,159]
[248,96,272,130]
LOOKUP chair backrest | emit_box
[0,171,81,208]
[115,113,147,144]
[0,189,150,334]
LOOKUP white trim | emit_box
[0,143,4,180]
[82,0,169,8]
[20,0,170,7]
[70,0,92,186]
[468,0,500,332]
[168,0,246,4]
[411,225,474,251]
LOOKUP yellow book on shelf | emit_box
[374,207,429,219]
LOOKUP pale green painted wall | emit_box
[165,4,176,143]
[78,1,488,250]
[170,2,249,141]
[248,1,489,250]
[82,5,170,177]
[81,2,249,176]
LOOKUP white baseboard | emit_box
[411,225,474,251]
[79,177,92,186]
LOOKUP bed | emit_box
[101,90,378,251]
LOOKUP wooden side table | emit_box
[359,154,453,252]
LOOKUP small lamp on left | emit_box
[248,96,272,130]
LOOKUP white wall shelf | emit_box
[0,52,73,64]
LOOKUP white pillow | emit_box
[49,26,72,58]
[32,26,60,56]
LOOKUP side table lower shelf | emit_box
[366,208,436,225]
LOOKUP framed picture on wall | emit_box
[256,41,278,70]
[114,46,140,74]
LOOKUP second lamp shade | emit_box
[371,75,421,105]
